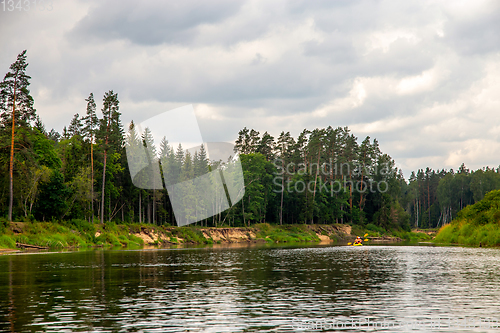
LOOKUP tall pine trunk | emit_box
[279,158,284,225]
[311,143,321,224]
[101,150,107,224]
[8,74,17,222]
[91,136,94,223]
[100,117,111,224]
[139,191,142,224]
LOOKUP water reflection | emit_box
[1,245,500,332]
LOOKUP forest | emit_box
[1,51,500,230]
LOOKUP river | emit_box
[1,244,500,332]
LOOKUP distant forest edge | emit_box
[1,50,500,230]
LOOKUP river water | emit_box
[1,244,500,332]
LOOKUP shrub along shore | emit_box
[435,190,500,247]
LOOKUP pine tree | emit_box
[100,90,119,224]
[257,131,275,160]
[276,131,293,224]
[141,127,159,222]
[357,136,373,212]
[195,144,209,177]
[0,50,36,221]
[307,128,325,223]
[167,143,184,186]
[235,127,251,154]
[83,93,98,223]
[182,151,194,181]
[249,129,260,153]
[159,136,170,160]
[34,115,46,135]
[68,113,82,137]
[158,136,173,188]
[62,126,70,140]
[175,143,184,165]
[47,129,60,143]
[142,127,157,158]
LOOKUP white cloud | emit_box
[312,78,367,118]
[397,69,436,95]
[365,30,421,54]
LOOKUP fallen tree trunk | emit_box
[16,243,49,249]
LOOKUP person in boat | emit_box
[353,236,363,245]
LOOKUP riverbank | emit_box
[0,218,436,253]
[0,221,355,251]
[435,190,500,247]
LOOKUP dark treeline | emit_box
[404,165,500,228]
[1,51,499,229]
[233,127,409,230]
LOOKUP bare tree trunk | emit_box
[147,197,150,224]
[349,171,353,213]
[279,159,284,225]
[312,143,321,224]
[8,75,17,222]
[417,198,419,228]
[101,151,107,224]
[152,190,156,225]
[242,197,245,227]
[359,152,366,211]
[91,136,94,223]
[139,191,142,224]
[100,115,111,224]
[428,181,431,227]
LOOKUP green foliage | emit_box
[35,170,70,221]
[31,129,62,169]
[236,153,276,225]
[435,190,500,246]
[254,224,320,243]
[372,196,410,231]
[0,50,36,123]
[455,190,500,225]
[8,222,89,248]
[254,222,272,232]
[365,223,386,235]
[0,217,8,234]
[436,222,500,247]
[0,220,150,249]
[394,231,431,242]
[64,218,96,234]
[127,233,144,246]
[95,232,121,247]
[0,234,16,248]
[171,226,212,244]
[350,224,365,237]
[127,223,142,234]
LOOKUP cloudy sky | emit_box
[1,0,499,178]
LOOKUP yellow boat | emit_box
[351,243,363,246]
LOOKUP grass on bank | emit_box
[0,215,439,250]
[435,190,500,247]
[0,219,324,249]
[254,223,320,243]
[0,219,148,249]
[350,223,432,242]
